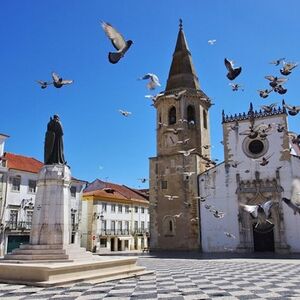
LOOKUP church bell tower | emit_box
[149,20,213,250]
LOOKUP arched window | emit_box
[169,220,173,232]
[168,106,176,125]
[187,105,195,123]
[203,109,207,129]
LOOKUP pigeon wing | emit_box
[52,72,60,82]
[61,80,73,85]
[101,21,126,50]
[265,75,275,81]
[241,204,258,218]
[224,58,233,72]
[262,200,275,217]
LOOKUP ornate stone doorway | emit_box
[253,225,275,252]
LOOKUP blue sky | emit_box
[1,0,299,188]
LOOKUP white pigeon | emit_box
[165,90,187,100]
[178,148,196,156]
[177,138,190,145]
[52,72,73,88]
[118,109,132,117]
[165,127,184,134]
[139,73,161,90]
[183,171,195,177]
[101,21,133,64]
[208,39,216,45]
[173,213,183,218]
[164,195,179,201]
[241,200,276,228]
[224,232,236,239]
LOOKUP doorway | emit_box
[253,224,275,252]
[7,235,30,253]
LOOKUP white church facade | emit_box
[199,103,300,253]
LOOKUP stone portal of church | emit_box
[253,225,275,252]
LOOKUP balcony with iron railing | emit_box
[99,228,149,236]
[7,221,32,231]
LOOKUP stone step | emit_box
[11,249,67,255]
[20,244,64,250]
[4,254,69,260]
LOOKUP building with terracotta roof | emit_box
[0,135,86,256]
[82,179,149,253]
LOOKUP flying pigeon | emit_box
[183,201,191,207]
[280,61,298,76]
[205,204,212,210]
[260,103,277,113]
[273,85,287,95]
[164,195,179,201]
[282,198,300,215]
[229,121,239,131]
[265,75,287,88]
[36,80,52,89]
[258,89,273,99]
[229,161,243,168]
[224,58,242,80]
[165,127,184,134]
[224,232,236,239]
[257,153,274,166]
[52,72,73,88]
[194,195,208,202]
[177,138,190,145]
[145,93,164,105]
[229,83,243,91]
[118,109,132,117]
[288,132,300,144]
[210,208,225,219]
[165,90,187,100]
[283,103,300,116]
[241,200,276,228]
[183,171,195,177]
[178,148,196,156]
[285,101,298,117]
[139,73,161,90]
[269,58,285,66]
[202,144,213,149]
[138,178,148,183]
[239,128,259,139]
[276,123,286,133]
[173,213,183,218]
[101,21,133,64]
[208,39,217,45]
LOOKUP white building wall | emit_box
[199,112,300,253]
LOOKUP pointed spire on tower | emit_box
[165,19,200,92]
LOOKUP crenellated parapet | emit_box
[222,100,287,123]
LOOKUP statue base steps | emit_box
[0,254,151,286]
[4,244,94,261]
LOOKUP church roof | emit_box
[165,20,200,92]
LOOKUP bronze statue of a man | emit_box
[44,115,66,165]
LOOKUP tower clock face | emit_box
[165,133,178,146]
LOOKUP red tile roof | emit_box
[84,179,149,202]
[4,152,43,174]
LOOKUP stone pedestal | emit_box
[30,165,71,245]
[0,164,150,285]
